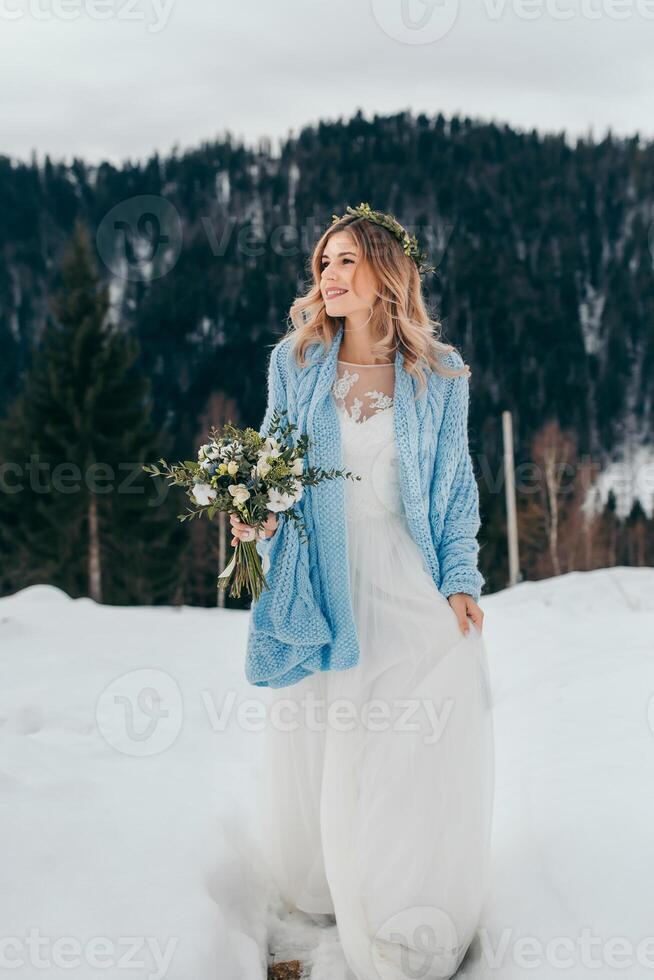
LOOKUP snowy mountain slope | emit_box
[0,567,653,979]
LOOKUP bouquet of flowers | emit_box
[143,409,360,601]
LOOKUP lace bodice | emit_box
[331,360,394,423]
[331,359,402,519]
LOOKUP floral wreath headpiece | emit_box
[330,202,435,276]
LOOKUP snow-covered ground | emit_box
[1,567,653,979]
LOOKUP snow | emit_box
[215,169,231,206]
[577,280,605,356]
[1,567,653,979]
[586,443,654,519]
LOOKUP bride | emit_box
[235,204,494,980]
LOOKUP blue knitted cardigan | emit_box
[245,324,484,689]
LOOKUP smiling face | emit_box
[319,230,379,318]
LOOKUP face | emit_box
[319,231,378,317]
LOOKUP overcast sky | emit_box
[2,0,653,166]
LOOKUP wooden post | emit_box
[502,410,520,587]
[88,494,102,602]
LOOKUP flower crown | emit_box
[330,202,435,276]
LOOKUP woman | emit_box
[235,205,494,980]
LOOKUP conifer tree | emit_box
[0,217,184,603]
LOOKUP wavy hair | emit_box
[280,212,470,393]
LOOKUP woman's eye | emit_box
[321,258,354,269]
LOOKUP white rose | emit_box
[228,484,251,506]
[227,460,239,476]
[256,458,272,478]
[267,488,296,513]
[263,436,282,458]
[291,457,304,476]
[192,482,217,506]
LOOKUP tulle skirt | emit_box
[258,506,494,980]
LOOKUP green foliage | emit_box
[0,218,185,604]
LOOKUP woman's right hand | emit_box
[229,511,278,546]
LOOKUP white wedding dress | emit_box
[259,359,494,980]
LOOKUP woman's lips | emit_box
[325,288,348,299]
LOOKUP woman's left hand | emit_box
[447,592,484,636]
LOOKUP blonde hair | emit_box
[281,212,470,393]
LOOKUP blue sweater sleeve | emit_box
[433,361,485,603]
[255,340,289,562]
[258,339,289,437]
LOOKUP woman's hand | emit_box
[446,592,484,636]
[229,511,278,547]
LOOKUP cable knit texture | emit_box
[245,324,484,688]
